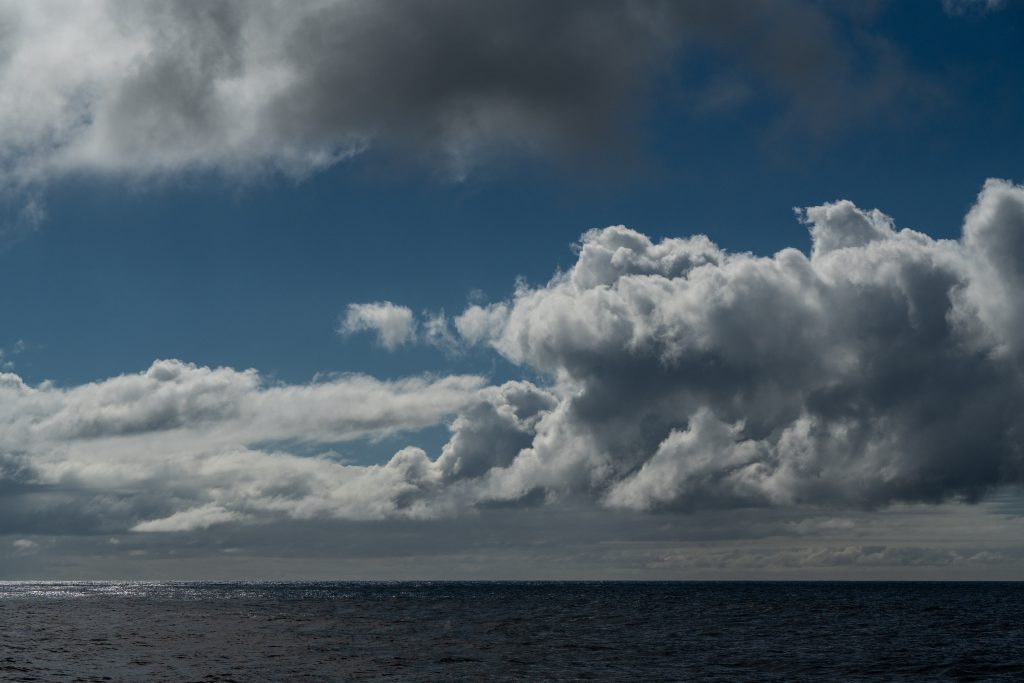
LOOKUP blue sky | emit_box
[2,0,1024,579]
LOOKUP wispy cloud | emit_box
[942,0,1005,16]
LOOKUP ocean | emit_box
[1,581,1021,681]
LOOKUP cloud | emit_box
[0,359,484,532]
[0,0,933,200]
[454,303,510,347]
[436,382,557,480]
[6,181,1024,536]
[341,304,470,355]
[421,311,462,354]
[131,504,243,533]
[0,0,678,190]
[341,302,416,350]
[446,179,1024,513]
[12,359,481,444]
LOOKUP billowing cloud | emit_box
[341,302,416,350]
[446,179,1024,513]
[0,0,929,197]
[5,181,1024,536]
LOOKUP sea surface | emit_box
[0,581,1022,682]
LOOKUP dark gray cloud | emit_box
[269,0,680,175]
[0,0,936,192]
[0,0,679,184]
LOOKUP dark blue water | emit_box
[1,581,1022,681]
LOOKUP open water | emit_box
[0,581,1022,681]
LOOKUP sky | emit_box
[2,0,1024,580]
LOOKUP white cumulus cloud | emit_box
[341,302,417,350]
[444,179,1024,512]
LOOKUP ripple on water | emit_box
[0,582,1021,682]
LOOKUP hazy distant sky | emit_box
[2,0,1024,580]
